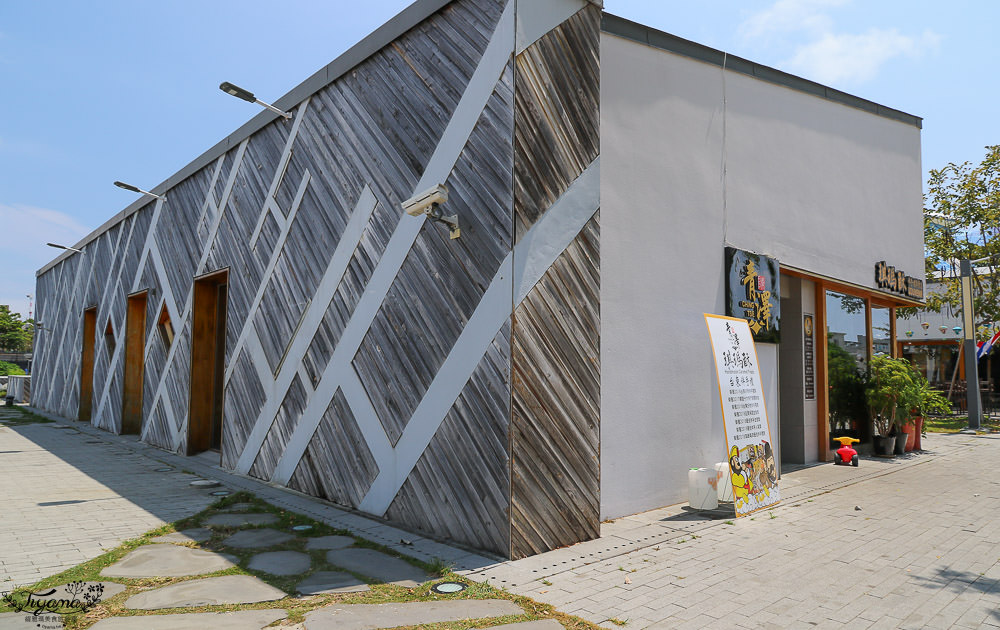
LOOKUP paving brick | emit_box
[10,411,1000,630]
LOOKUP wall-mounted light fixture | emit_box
[219,82,292,119]
[114,181,165,200]
[401,184,460,239]
[46,242,84,254]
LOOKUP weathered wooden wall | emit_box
[34,0,602,559]
[510,3,602,559]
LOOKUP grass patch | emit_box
[923,415,1000,433]
[0,406,54,426]
[2,491,603,630]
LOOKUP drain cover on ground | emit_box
[190,479,221,488]
[431,581,467,594]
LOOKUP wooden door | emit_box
[188,270,229,454]
[121,291,148,434]
[79,308,97,422]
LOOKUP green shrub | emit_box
[867,355,949,436]
[0,361,25,376]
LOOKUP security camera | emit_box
[401,184,460,239]
[401,184,449,217]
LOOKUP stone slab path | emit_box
[247,550,311,575]
[203,513,277,527]
[0,612,52,629]
[32,580,127,603]
[5,408,491,594]
[124,575,286,609]
[296,570,370,595]
[89,609,287,629]
[222,528,292,548]
[304,535,355,551]
[302,599,523,630]
[488,622,565,630]
[101,545,236,578]
[326,548,430,587]
[149,528,212,544]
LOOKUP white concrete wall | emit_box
[600,33,923,519]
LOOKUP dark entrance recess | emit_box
[122,291,148,435]
[188,269,229,455]
[79,307,97,422]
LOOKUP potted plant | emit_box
[905,374,951,451]
[866,355,918,457]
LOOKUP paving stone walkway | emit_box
[222,528,292,548]
[149,528,212,544]
[466,433,1000,629]
[0,410,556,630]
[89,609,287,629]
[296,570,369,595]
[203,513,278,527]
[100,544,236,578]
[0,422,216,590]
[124,575,285,609]
[325,548,431,587]
[14,407,1000,629]
[304,535,355,551]
[490,622,565,630]
[247,550,312,576]
[301,599,524,630]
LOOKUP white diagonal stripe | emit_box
[357,256,513,513]
[515,0,588,55]
[513,158,600,303]
[359,157,600,515]
[233,184,380,472]
[249,98,311,246]
[225,169,312,384]
[145,140,248,441]
[256,0,516,480]
[192,154,227,240]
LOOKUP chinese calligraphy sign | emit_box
[725,248,780,343]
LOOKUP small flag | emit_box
[977,330,1000,359]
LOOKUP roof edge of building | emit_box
[37,0,452,278]
[601,13,923,131]
[38,5,925,278]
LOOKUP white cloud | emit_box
[740,0,849,41]
[740,0,940,86]
[0,203,92,318]
[785,28,941,85]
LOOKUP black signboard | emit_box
[875,261,923,300]
[803,314,815,400]
[725,247,780,343]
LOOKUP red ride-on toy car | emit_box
[833,436,859,466]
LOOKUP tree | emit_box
[922,145,1000,334]
[0,306,33,353]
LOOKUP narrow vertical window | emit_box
[104,318,116,355]
[157,302,175,347]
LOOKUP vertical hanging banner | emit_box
[705,314,781,517]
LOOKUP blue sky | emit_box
[1,0,996,319]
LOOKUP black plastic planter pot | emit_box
[893,431,908,455]
[873,435,895,457]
